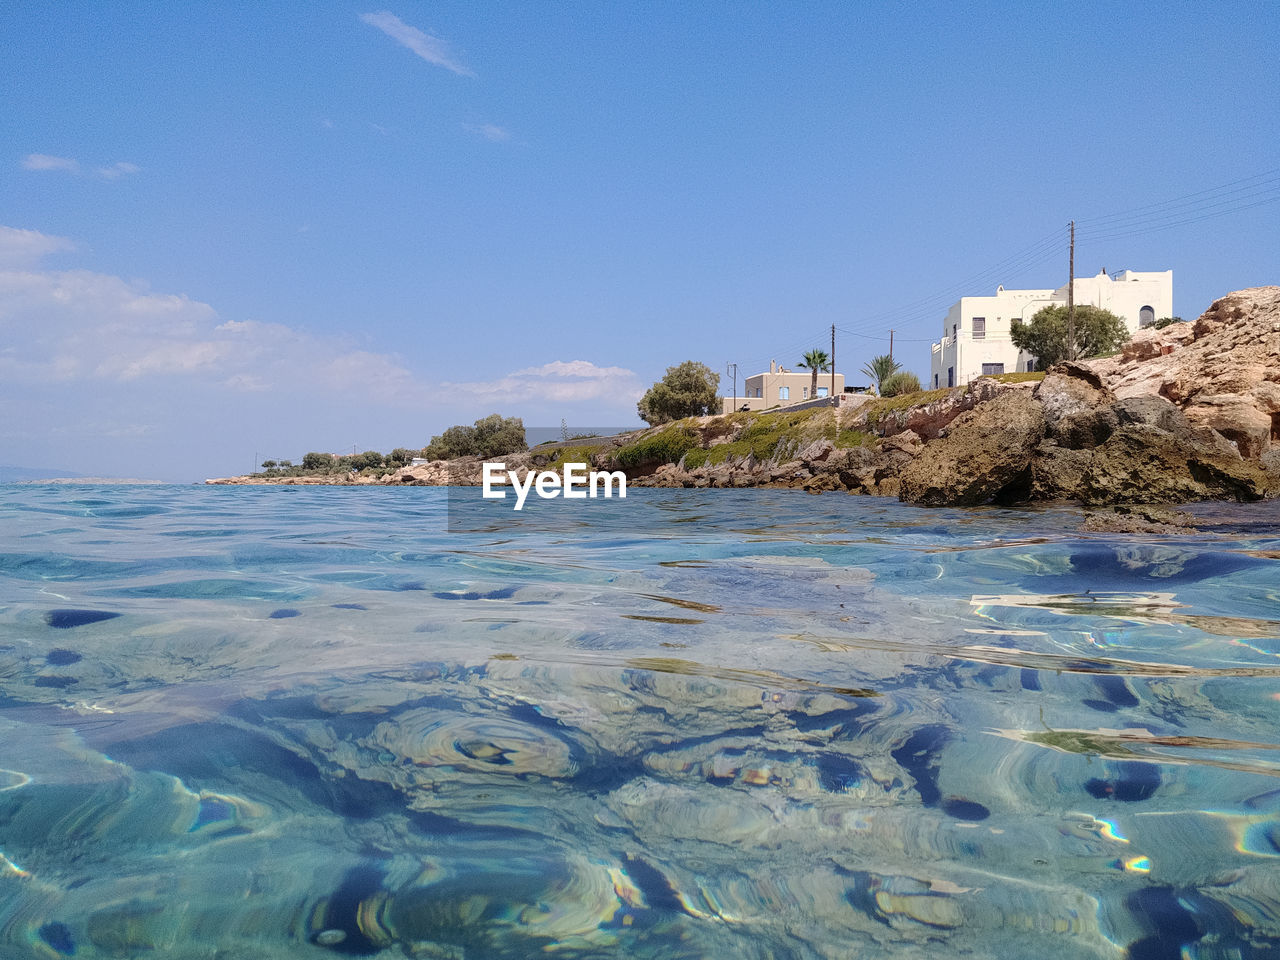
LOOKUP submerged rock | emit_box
[1080,505,1199,534]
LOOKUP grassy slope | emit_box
[597,372,1046,472]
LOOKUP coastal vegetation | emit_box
[637,361,720,425]
[879,371,921,397]
[614,425,699,469]
[253,413,527,479]
[860,354,900,395]
[1010,304,1129,367]
[422,414,527,461]
[221,288,1280,507]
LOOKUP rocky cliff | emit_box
[633,287,1280,505]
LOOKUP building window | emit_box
[981,363,1005,376]
[1139,305,1155,327]
[778,386,789,400]
[817,386,828,398]
[934,373,939,388]
[802,387,808,398]
[1026,359,1036,372]
[972,317,986,339]
[947,367,954,388]
[952,324,958,338]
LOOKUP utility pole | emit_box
[1067,220,1076,360]
[830,324,836,403]
[889,329,894,361]
[726,362,738,413]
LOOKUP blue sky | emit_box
[2,1,1277,481]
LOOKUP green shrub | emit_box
[680,409,834,469]
[863,387,953,426]
[423,414,527,460]
[615,426,698,469]
[637,362,720,424]
[302,451,336,471]
[1010,304,1129,366]
[835,429,875,448]
[990,371,1046,384]
[548,444,604,471]
[880,371,921,397]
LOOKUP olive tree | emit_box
[637,361,720,425]
[422,415,527,460]
[1010,304,1129,367]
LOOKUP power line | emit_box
[737,328,832,370]
[841,227,1063,333]
[853,166,1279,342]
[1075,167,1280,227]
[836,327,934,343]
[1076,179,1280,234]
[845,165,1278,344]
[841,239,1063,331]
[1077,191,1280,244]
[839,241,1064,335]
[739,166,1274,373]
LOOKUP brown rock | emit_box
[1037,364,1117,449]
[875,477,902,498]
[1184,395,1273,458]
[1080,424,1274,504]
[796,438,835,463]
[880,429,923,456]
[1087,286,1280,461]
[1080,505,1199,534]
[1029,443,1094,501]
[898,391,1046,505]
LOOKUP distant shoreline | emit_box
[10,477,169,485]
[204,287,1280,512]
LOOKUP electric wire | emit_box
[1075,168,1280,228]
[734,166,1274,368]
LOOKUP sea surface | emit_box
[2,484,1279,959]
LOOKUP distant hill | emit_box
[0,464,86,483]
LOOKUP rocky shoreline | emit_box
[208,287,1280,509]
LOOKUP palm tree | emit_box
[860,354,900,395]
[798,348,831,399]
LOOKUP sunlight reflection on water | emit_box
[1,485,1279,958]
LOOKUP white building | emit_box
[929,269,1173,388]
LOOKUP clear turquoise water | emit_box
[2,485,1279,959]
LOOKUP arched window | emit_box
[1139,305,1155,327]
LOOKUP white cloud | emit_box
[0,228,431,407]
[0,226,77,267]
[444,360,644,406]
[466,122,511,143]
[360,11,473,77]
[97,161,141,180]
[21,154,139,179]
[22,154,80,173]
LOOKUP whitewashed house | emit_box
[929,269,1173,388]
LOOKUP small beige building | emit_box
[722,361,845,414]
